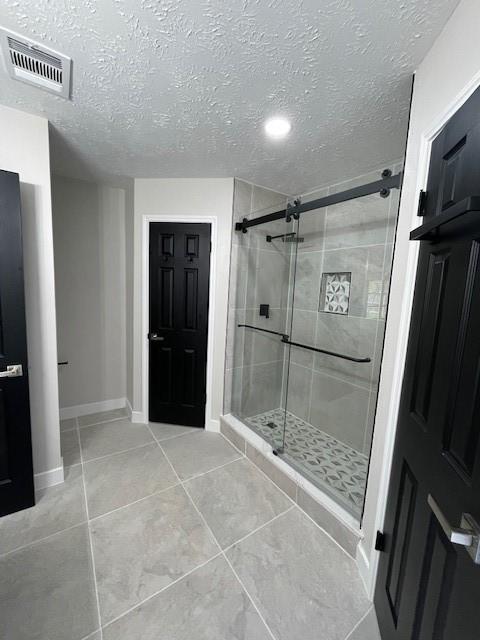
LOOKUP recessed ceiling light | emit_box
[264,117,291,139]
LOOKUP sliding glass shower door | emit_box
[281,187,398,517]
[229,197,299,453]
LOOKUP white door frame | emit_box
[141,215,217,430]
[359,69,480,597]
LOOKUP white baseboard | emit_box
[131,410,146,423]
[206,418,220,432]
[356,540,374,599]
[34,465,64,491]
[60,397,127,420]
[125,398,133,418]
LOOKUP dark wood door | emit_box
[0,170,34,517]
[148,222,211,428]
[375,86,480,639]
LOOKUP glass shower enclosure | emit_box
[225,169,401,520]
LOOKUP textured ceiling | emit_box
[0,0,459,193]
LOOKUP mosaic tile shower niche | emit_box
[225,166,401,520]
[320,272,351,315]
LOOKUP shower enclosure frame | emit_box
[230,168,403,520]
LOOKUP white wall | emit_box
[125,180,135,410]
[359,0,480,596]
[133,178,234,429]
[52,175,126,411]
[0,105,61,486]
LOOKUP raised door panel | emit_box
[409,250,450,427]
[0,389,9,483]
[442,240,480,482]
[184,268,198,331]
[385,462,418,625]
[412,517,456,640]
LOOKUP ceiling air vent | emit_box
[0,27,71,99]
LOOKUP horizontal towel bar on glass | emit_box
[237,324,289,340]
[237,324,371,363]
[280,337,371,363]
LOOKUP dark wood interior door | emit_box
[0,170,34,517]
[375,86,480,639]
[148,222,211,428]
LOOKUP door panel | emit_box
[375,86,480,639]
[148,222,210,428]
[409,249,450,426]
[412,516,456,640]
[0,170,34,517]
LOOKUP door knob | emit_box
[148,333,165,341]
[0,364,23,378]
[428,494,480,564]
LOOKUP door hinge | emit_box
[375,530,386,552]
[417,190,427,217]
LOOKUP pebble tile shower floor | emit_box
[0,409,379,640]
[246,409,368,516]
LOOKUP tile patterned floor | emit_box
[246,408,368,516]
[0,409,379,640]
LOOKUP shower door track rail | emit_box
[238,324,371,363]
[235,170,402,233]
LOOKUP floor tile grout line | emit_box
[343,604,374,640]
[88,481,182,523]
[182,454,246,482]
[150,427,200,444]
[77,413,130,430]
[164,470,222,555]
[222,552,279,640]
[221,505,295,554]
[0,520,89,559]
[148,425,188,493]
[78,419,105,640]
[291,502,360,562]
[153,423,245,482]
[80,629,103,640]
[101,550,225,631]
[80,438,156,465]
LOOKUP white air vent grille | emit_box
[0,28,71,99]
